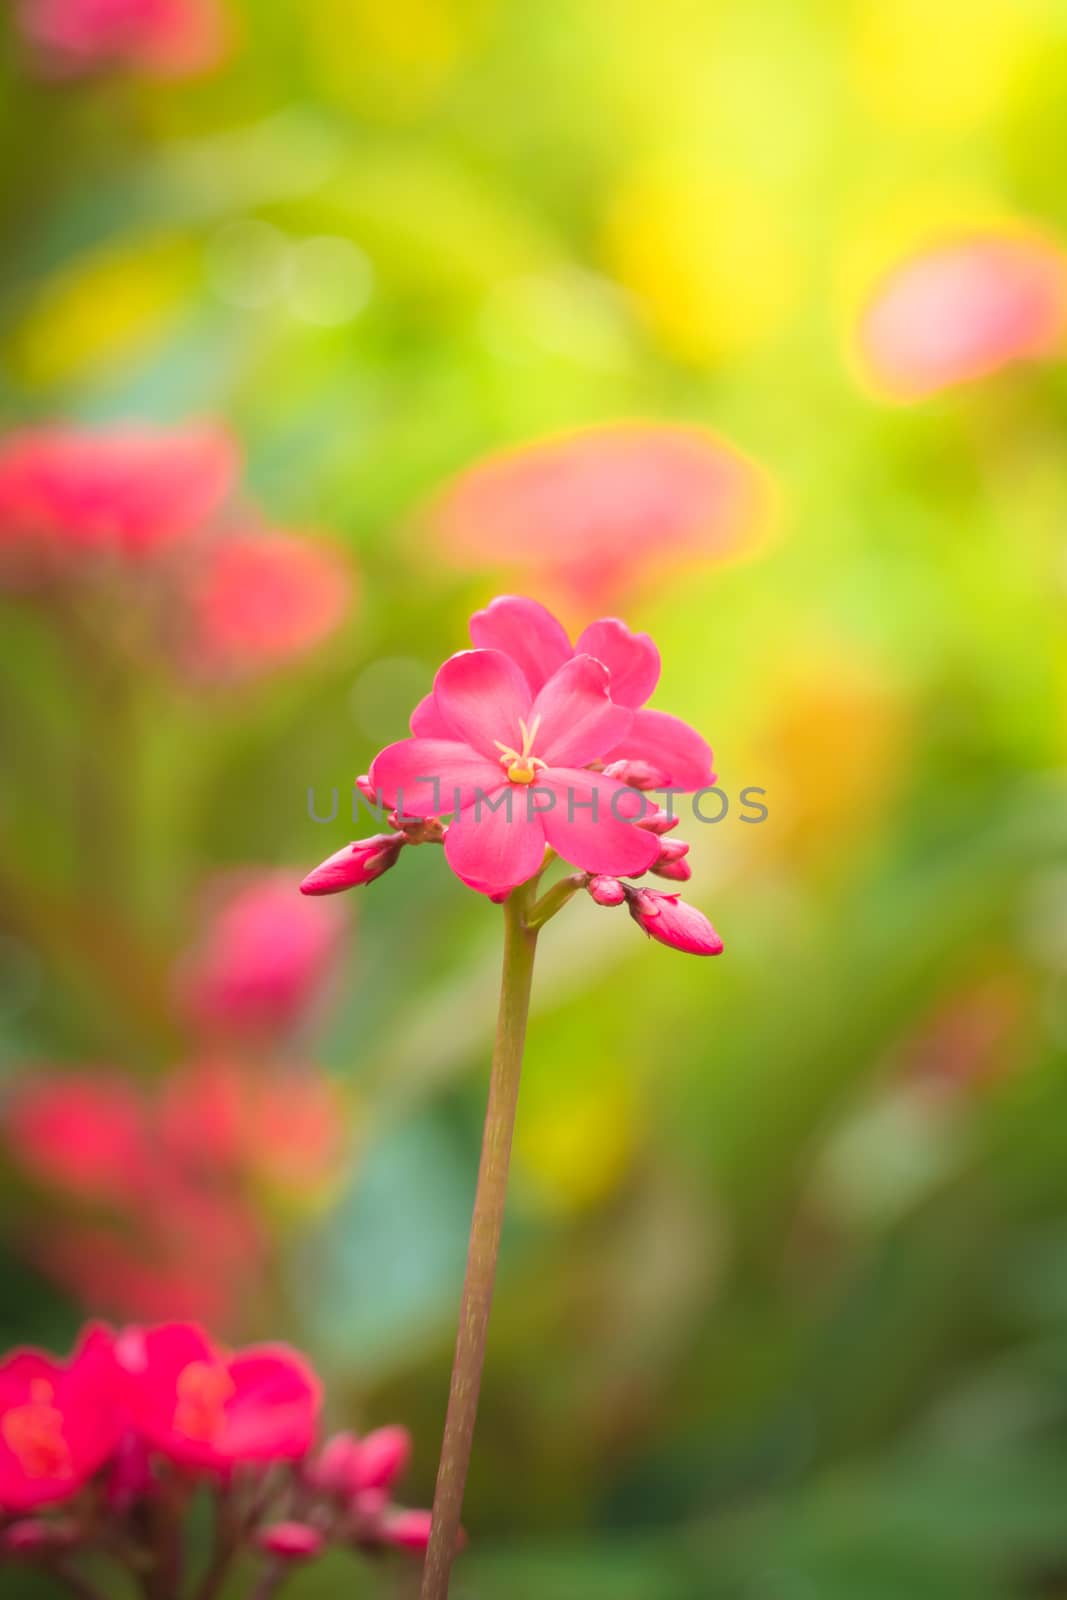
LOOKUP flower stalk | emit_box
[420,881,540,1600]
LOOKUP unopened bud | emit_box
[586,875,626,907]
[350,1425,411,1492]
[300,834,405,895]
[627,889,724,956]
[651,838,691,881]
[259,1522,324,1560]
[602,759,664,790]
[636,806,680,836]
[309,1431,361,1495]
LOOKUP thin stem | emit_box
[419,886,540,1600]
[527,872,585,930]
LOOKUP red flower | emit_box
[424,422,767,608]
[173,872,346,1042]
[4,1071,152,1206]
[0,1326,121,1511]
[116,1323,321,1469]
[16,0,227,78]
[858,231,1067,401]
[180,531,352,679]
[0,424,237,582]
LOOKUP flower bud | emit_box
[586,875,626,907]
[602,759,664,790]
[651,838,691,881]
[308,1431,361,1495]
[627,890,723,956]
[259,1522,324,1560]
[355,774,378,804]
[3,1518,72,1554]
[636,806,680,836]
[381,1509,434,1553]
[300,834,405,895]
[349,1425,411,1492]
[652,857,691,882]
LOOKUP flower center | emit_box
[494,715,547,785]
[1,1380,73,1480]
[173,1361,235,1443]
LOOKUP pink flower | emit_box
[4,1071,152,1205]
[411,595,714,792]
[424,423,767,608]
[173,872,346,1042]
[300,834,407,895]
[116,1322,321,1470]
[858,232,1067,400]
[0,1326,121,1511]
[16,0,227,78]
[627,889,723,956]
[0,424,237,581]
[259,1521,324,1560]
[181,531,352,679]
[371,648,661,896]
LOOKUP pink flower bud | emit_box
[349,1425,411,1492]
[651,838,691,881]
[3,1518,62,1554]
[602,759,665,790]
[636,807,681,836]
[652,856,692,882]
[381,1509,434,1553]
[259,1522,324,1560]
[308,1431,362,1495]
[355,774,378,804]
[587,875,626,907]
[627,890,724,956]
[300,835,405,895]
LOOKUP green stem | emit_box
[419,886,540,1600]
[527,873,585,930]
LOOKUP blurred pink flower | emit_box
[16,0,227,78]
[4,1071,151,1206]
[159,1058,347,1200]
[0,1326,120,1512]
[858,232,1067,400]
[423,423,768,608]
[0,424,237,579]
[181,531,353,679]
[116,1322,321,1470]
[173,872,346,1043]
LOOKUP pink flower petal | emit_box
[409,692,451,737]
[540,771,660,878]
[468,595,572,693]
[443,794,547,894]
[431,649,532,760]
[369,739,503,818]
[601,708,715,792]
[531,656,633,768]
[573,618,660,707]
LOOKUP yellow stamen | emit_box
[493,713,546,784]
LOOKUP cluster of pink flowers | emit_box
[15,0,227,79]
[0,1320,432,1591]
[303,595,723,955]
[0,424,351,680]
[2,873,349,1326]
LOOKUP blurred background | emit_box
[3,0,1067,1595]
